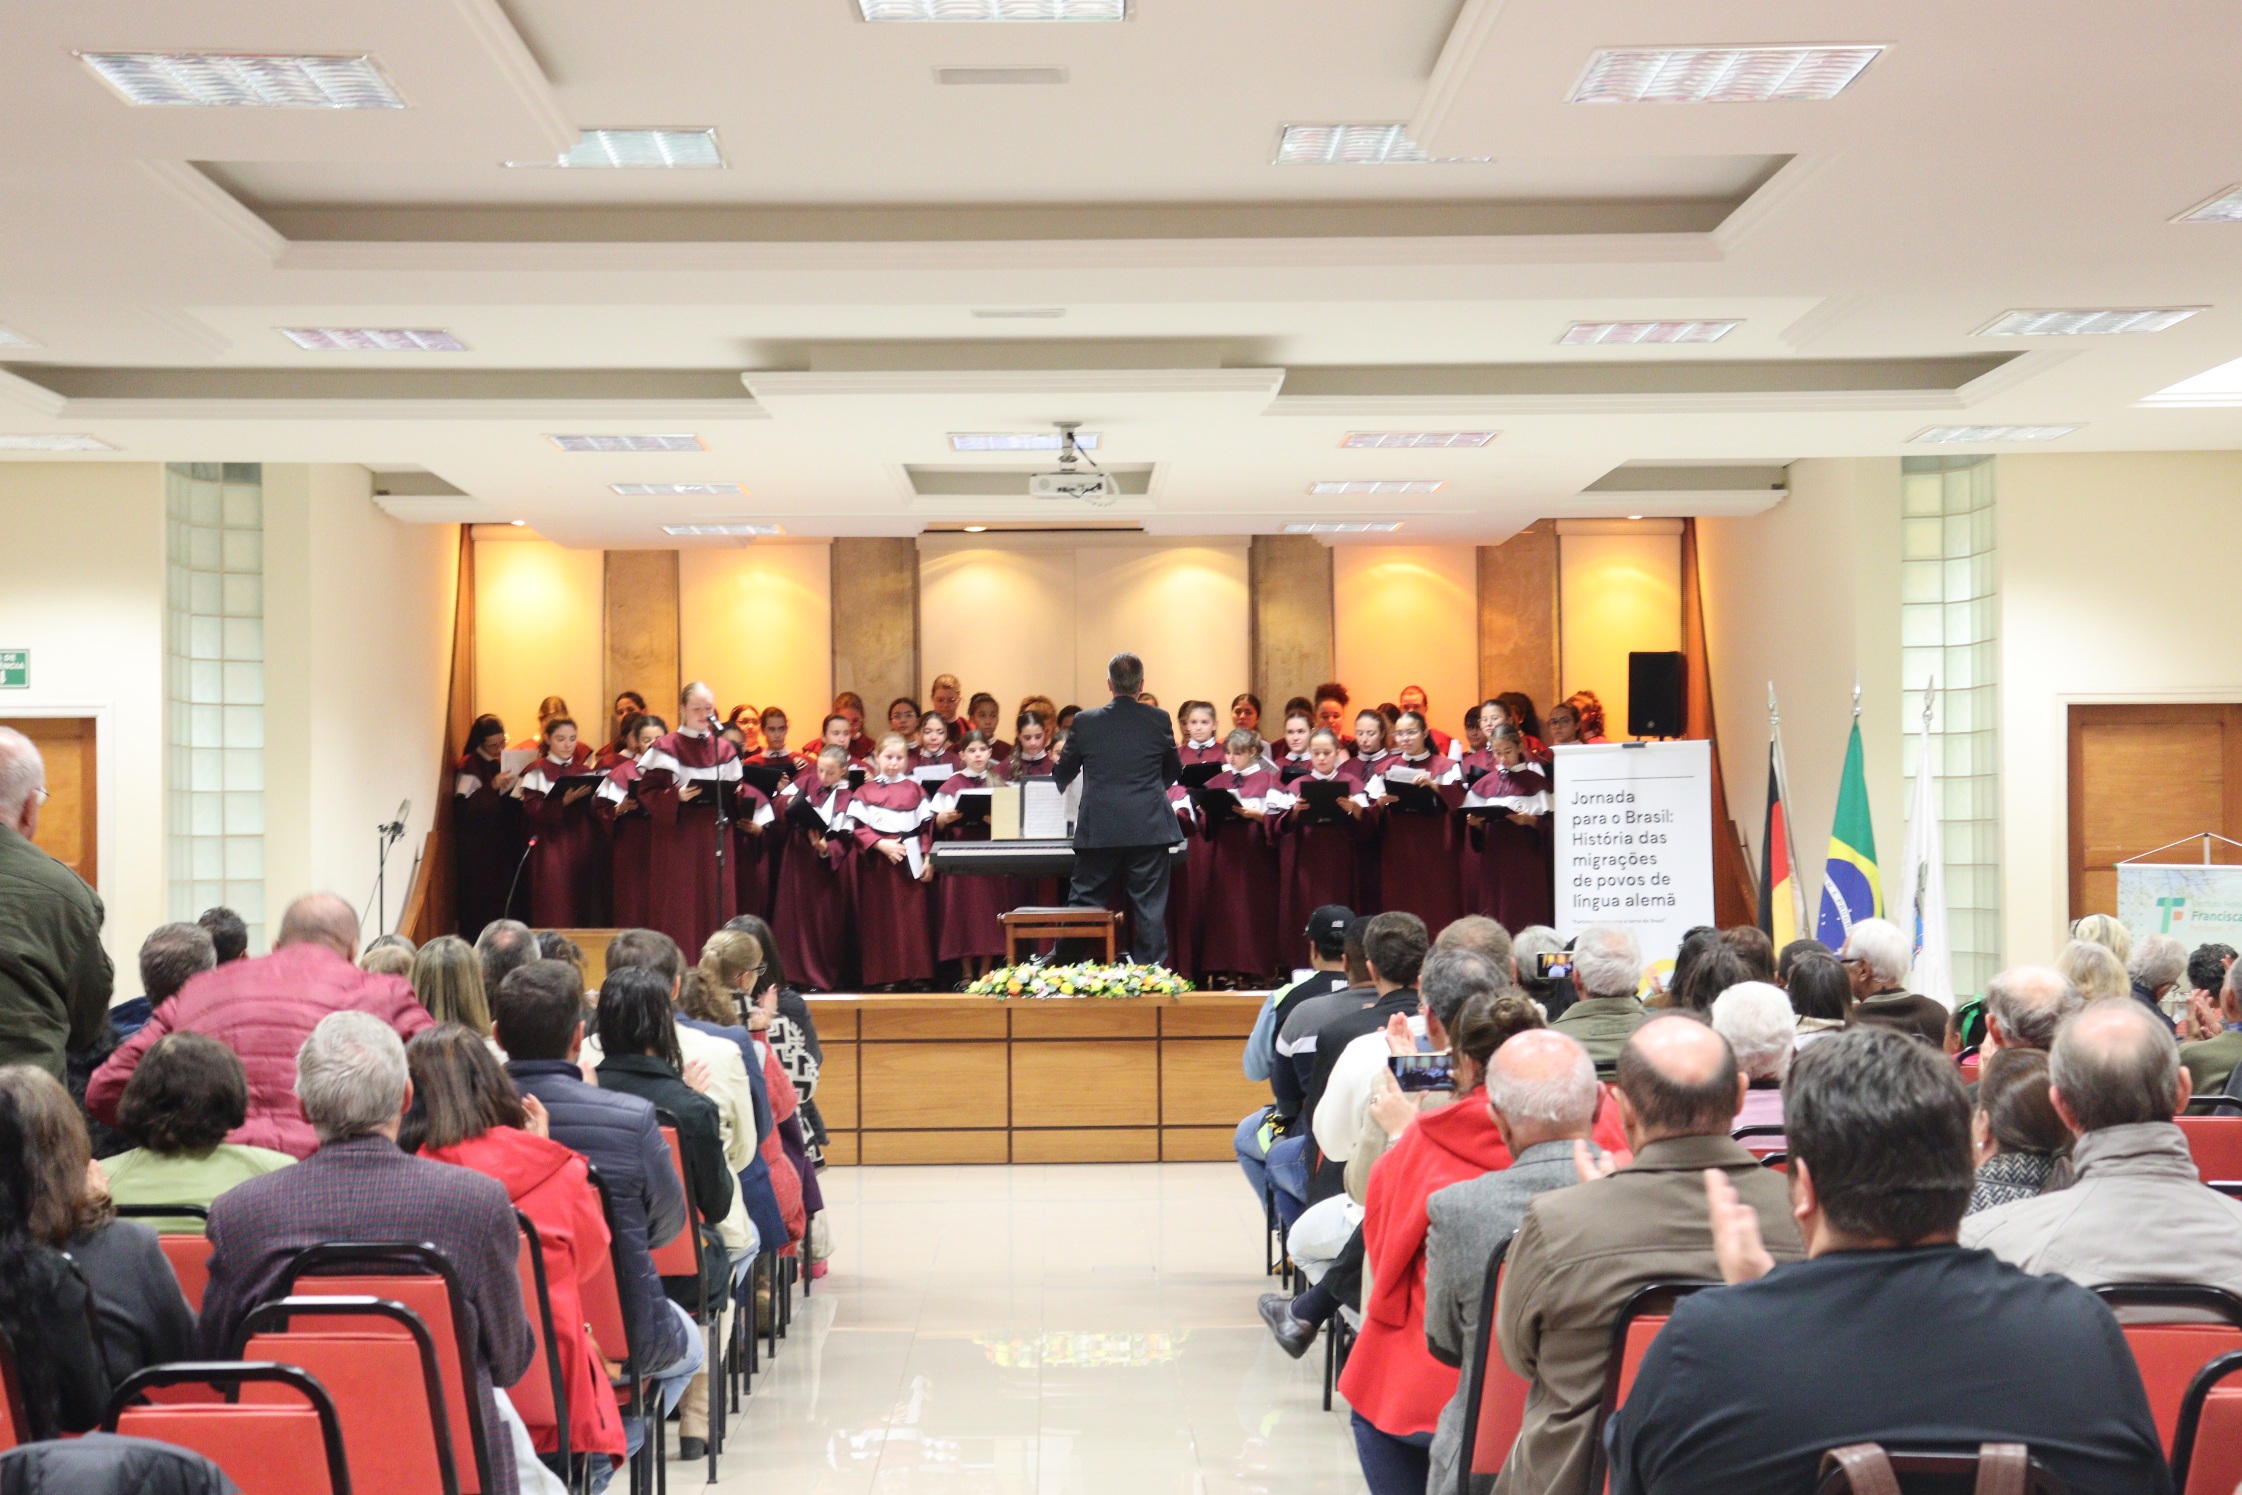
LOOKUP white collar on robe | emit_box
[872,772,906,785]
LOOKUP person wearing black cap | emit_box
[1235,906,1356,1202]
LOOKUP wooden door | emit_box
[2069,704,2242,919]
[0,716,97,884]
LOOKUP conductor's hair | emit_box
[1107,652,1146,695]
[540,716,576,743]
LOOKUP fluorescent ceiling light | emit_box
[662,523,781,536]
[1910,425,2080,443]
[1285,521,1404,534]
[613,482,743,497]
[860,0,1123,18]
[1275,125,1489,165]
[0,434,117,451]
[0,328,34,348]
[972,308,1064,319]
[282,327,465,352]
[80,52,403,108]
[949,432,1101,452]
[2177,187,2242,224]
[1978,308,2202,336]
[508,129,723,169]
[1562,320,1739,345]
[1569,46,1883,104]
[1341,431,1496,449]
[548,434,705,453]
[1310,480,1444,496]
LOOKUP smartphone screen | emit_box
[1388,1051,1456,1093]
[1537,951,1573,980]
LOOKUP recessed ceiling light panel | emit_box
[282,327,465,352]
[614,482,743,497]
[1275,124,1489,165]
[1570,46,1883,104]
[949,432,1101,452]
[662,523,781,536]
[860,0,1123,18]
[509,129,723,169]
[1561,320,1739,345]
[1285,521,1404,534]
[1341,431,1497,449]
[548,434,705,453]
[80,52,404,108]
[0,434,117,451]
[2178,187,2242,224]
[1310,480,1444,496]
[971,308,1065,319]
[1910,424,2080,443]
[1978,308,2202,336]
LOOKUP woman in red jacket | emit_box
[401,1024,626,1482]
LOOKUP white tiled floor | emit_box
[696,1163,1367,1495]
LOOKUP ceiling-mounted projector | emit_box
[1029,421,1118,504]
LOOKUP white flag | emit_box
[1897,720,1954,1007]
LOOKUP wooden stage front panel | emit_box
[806,991,1266,1165]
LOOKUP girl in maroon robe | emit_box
[731,778,774,924]
[833,691,876,761]
[1177,701,1225,769]
[813,713,861,779]
[603,690,647,758]
[931,733,1006,975]
[845,735,935,988]
[1001,712,1060,915]
[1275,710,1315,784]
[748,707,808,908]
[1229,693,1264,751]
[965,694,1013,768]
[886,697,921,740]
[773,745,854,991]
[453,713,526,940]
[910,714,960,790]
[1364,710,1465,938]
[597,713,663,929]
[518,716,607,927]
[637,682,742,956]
[1271,729,1366,968]
[1348,709,1398,906]
[1466,723,1554,931]
[1195,730,1282,981]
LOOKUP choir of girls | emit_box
[453,678,1611,991]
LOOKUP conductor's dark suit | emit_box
[1052,693,1184,966]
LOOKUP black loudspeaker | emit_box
[1628,651,1686,738]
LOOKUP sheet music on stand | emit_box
[1020,778,1070,840]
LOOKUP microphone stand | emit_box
[503,835,539,923]
[711,771,732,931]
[371,817,406,934]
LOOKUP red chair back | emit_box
[240,1296,459,1495]
[105,1363,349,1495]
[647,1126,701,1278]
[1590,1281,1713,1493]
[2177,1118,2242,1183]
[2174,1350,2242,1495]
[0,1328,26,1452]
[159,1234,212,1313]
[506,1212,569,1463]
[2094,1284,2242,1453]
[1459,1241,1529,1494]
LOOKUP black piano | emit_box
[930,839,1188,879]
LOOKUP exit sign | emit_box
[0,650,23,689]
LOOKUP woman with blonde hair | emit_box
[411,934,493,1035]
[2070,912,2134,971]
[2057,937,2130,1003]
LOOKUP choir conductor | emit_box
[1053,652,1183,966]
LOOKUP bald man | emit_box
[0,726,114,1077]
[88,892,435,1158]
[1494,1016,1806,1495]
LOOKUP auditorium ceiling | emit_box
[4,0,2242,545]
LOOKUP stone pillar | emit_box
[604,550,680,718]
[1477,520,1560,711]
[1249,534,1333,714]
[830,537,919,715]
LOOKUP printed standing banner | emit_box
[1553,740,1716,966]
[2116,863,2242,945]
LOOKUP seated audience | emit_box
[1669,943,1753,1015]
[1421,1030,1605,1495]
[1964,998,2242,1295]
[197,905,249,966]
[1717,924,1776,983]
[358,933,417,979]
[537,931,586,971]
[0,1065,195,1383]
[1495,1015,1805,1495]
[2057,937,2129,1004]
[0,726,113,1081]
[2071,911,2133,968]
[2128,931,2186,1032]
[1272,915,1376,1104]
[0,1082,107,1439]
[726,912,829,1163]
[1710,981,1793,1138]
[411,934,493,1034]
[1782,951,1850,1044]
[138,921,217,1011]
[1238,906,1355,1202]
[494,961,704,1453]
[1774,936,1832,985]
[1316,941,1498,1184]
[475,918,540,998]
[1838,918,1945,1044]
[1980,963,2084,1057]
[2182,941,2238,1042]
[1510,925,1573,1020]
[402,1024,626,1476]
[1968,1047,2071,1213]
[199,1011,535,1493]
[1548,924,1651,1071]
[103,1032,294,1227]
[88,892,435,1158]
[1605,1026,2168,1495]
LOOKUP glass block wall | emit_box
[1900,456,2000,996]
[165,464,266,952]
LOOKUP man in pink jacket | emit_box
[89,892,434,1158]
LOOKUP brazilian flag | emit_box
[1815,720,1882,947]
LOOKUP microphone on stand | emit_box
[504,836,539,920]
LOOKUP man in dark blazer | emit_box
[1053,651,1183,965]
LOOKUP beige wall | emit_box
[0,463,168,966]
[1697,460,1906,925]
[1557,520,1684,742]
[1333,546,1479,734]
[264,465,456,936]
[472,532,604,744]
[678,543,833,743]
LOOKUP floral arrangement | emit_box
[965,961,1193,999]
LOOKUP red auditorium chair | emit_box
[114,1204,212,1313]
[653,1118,721,1485]
[1585,1280,1714,1493]
[2176,1117,2242,1182]
[239,1294,460,1495]
[580,1165,651,1495]
[2171,1348,2242,1495]
[1453,1237,1530,1495]
[1815,1442,2063,1493]
[1731,1124,1787,1159]
[507,1211,572,1478]
[2091,1283,2242,1455]
[103,1362,350,1495]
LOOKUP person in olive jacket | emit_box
[0,727,113,1080]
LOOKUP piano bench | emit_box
[1000,908,1124,964]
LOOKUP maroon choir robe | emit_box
[1466,763,1554,931]
[637,728,742,957]
[1276,750,1314,785]
[773,779,853,992]
[1272,772,1364,969]
[1193,768,1281,978]
[730,785,775,924]
[518,752,607,927]
[597,756,653,929]
[748,750,806,910]
[1179,739,1226,768]
[1162,786,1200,978]
[453,753,526,940]
[845,776,935,987]
[930,771,1007,962]
[1364,753,1466,938]
[985,738,1013,767]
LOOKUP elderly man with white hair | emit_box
[1711,981,1795,1139]
[2127,932,2187,1034]
[0,725,114,1077]
[1838,917,1948,1045]
[1549,924,1651,1073]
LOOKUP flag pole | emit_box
[1769,683,1811,941]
